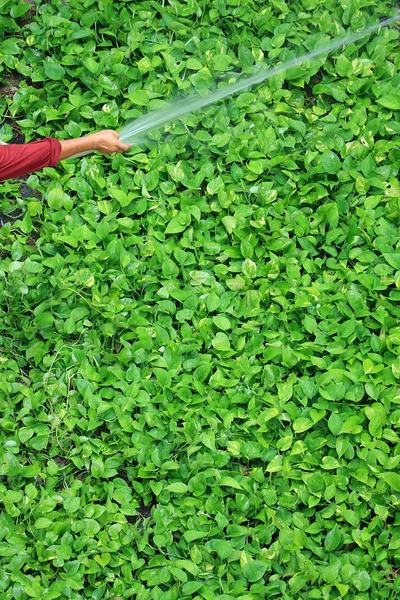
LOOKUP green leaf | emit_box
[212,54,232,71]
[321,456,341,469]
[212,539,234,560]
[183,530,208,543]
[1,38,20,55]
[212,332,231,351]
[35,518,53,529]
[63,497,81,513]
[127,90,150,106]
[47,188,67,210]
[325,525,341,552]
[353,570,371,592]
[182,581,203,595]
[186,58,203,70]
[110,188,131,207]
[43,59,65,80]
[242,560,268,582]
[328,413,342,435]
[174,560,200,577]
[83,57,99,74]
[277,382,293,403]
[221,215,236,234]
[293,417,314,433]
[212,315,231,330]
[335,54,352,77]
[376,95,400,110]
[91,458,105,478]
[165,218,187,234]
[321,150,341,174]
[380,472,400,492]
[166,482,188,493]
[383,253,400,270]
[220,476,242,489]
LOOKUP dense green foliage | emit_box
[1,0,400,598]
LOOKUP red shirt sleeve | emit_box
[0,137,62,182]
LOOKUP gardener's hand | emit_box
[90,130,132,154]
[59,130,131,160]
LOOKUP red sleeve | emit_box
[0,137,62,182]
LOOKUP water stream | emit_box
[0,12,398,157]
[119,12,400,144]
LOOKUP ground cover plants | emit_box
[0,0,400,598]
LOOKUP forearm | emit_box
[59,130,131,159]
[59,134,101,160]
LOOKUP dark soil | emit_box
[0,210,20,227]
[0,116,25,144]
[0,70,23,95]
[126,503,153,527]
[18,0,37,26]
[20,183,41,199]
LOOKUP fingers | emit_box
[112,131,132,153]
[87,130,131,154]
[101,131,131,154]
[116,142,132,153]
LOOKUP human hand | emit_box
[90,130,132,154]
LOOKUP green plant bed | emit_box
[0,0,400,599]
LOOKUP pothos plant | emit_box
[0,0,399,599]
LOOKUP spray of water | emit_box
[0,13,398,157]
[119,12,400,144]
